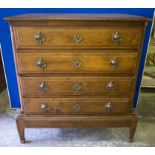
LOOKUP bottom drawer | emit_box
[23,98,132,115]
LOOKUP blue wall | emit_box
[0,8,154,108]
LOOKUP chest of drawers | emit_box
[6,14,150,143]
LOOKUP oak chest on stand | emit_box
[6,14,150,143]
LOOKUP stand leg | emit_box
[129,119,137,142]
[16,116,25,143]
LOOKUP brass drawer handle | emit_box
[110,57,117,71]
[112,31,121,45]
[73,103,81,111]
[72,83,81,92]
[105,102,113,112]
[39,81,48,93]
[34,32,45,45]
[40,103,49,112]
[36,58,47,70]
[73,33,83,43]
[74,58,82,68]
[106,81,116,92]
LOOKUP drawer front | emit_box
[21,77,134,97]
[14,26,141,49]
[23,98,131,115]
[17,52,138,74]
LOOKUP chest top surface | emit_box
[5,13,151,22]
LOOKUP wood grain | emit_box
[21,76,135,98]
[14,26,141,49]
[16,114,137,143]
[16,52,138,74]
[23,98,132,115]
[5,13,151,21]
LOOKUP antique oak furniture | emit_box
[5,14,150,143]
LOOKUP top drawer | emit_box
[13,26,142,49]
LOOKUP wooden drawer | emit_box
[21,77,134,98]
[23,98,131,115]
[14,26,141,49]
[17,52,138,74]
